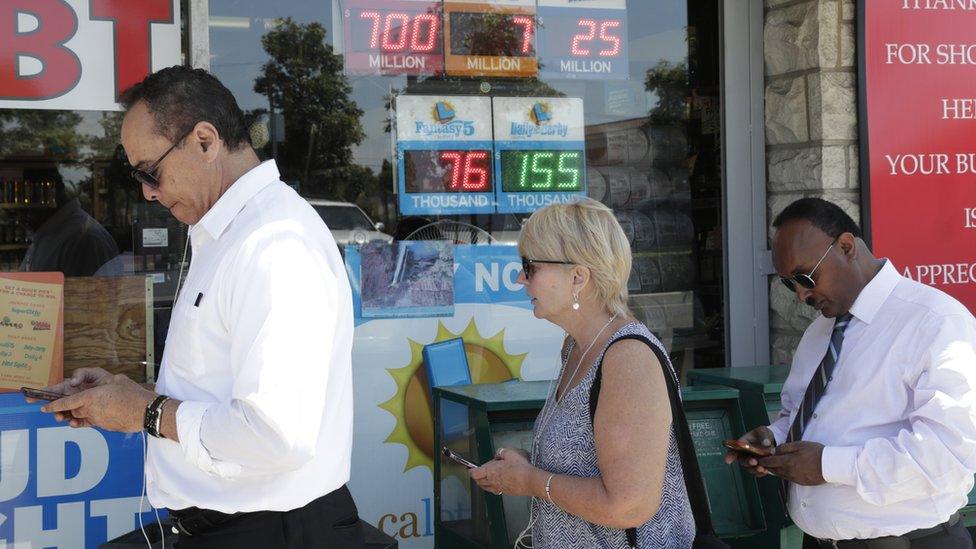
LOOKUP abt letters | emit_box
[0,0,174,101]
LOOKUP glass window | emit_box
[207,0,724,372]
[0,1,191,378]
[312,203,377,231]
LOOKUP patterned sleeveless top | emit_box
[531,321,696,548]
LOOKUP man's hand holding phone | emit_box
[22,368,115,427]
[723,426,776,477]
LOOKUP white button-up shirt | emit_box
[146,160,355,513]
[769,260,976,540]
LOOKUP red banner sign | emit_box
[860,1,976,311]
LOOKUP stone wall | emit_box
[764,0,859,365]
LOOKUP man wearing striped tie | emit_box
[725,197,976,548]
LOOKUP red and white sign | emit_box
[860,2,976,311]
[0,0,181,111]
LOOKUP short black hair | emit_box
[772,197,862,239]
[120,66,250,151]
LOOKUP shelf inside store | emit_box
[0,244,29,252]
[0,203,55,210]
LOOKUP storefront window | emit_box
[208,0,724,371]
[0,2,190,375]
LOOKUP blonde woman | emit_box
[470,198,696,548]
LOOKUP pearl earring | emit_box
[572,294,580,311]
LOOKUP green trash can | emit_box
[432,381,767,548]
[687,366,804,549]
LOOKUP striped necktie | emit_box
[786,312,853,443]
[779,313,854,512]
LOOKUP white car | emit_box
[307,200,392,249]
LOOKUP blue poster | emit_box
[0,393,163,548]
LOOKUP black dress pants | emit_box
[802,518,973,549]
[174,485,365,548]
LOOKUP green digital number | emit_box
[530,152,555,189]
[556,152,580,189]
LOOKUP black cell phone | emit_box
[21,386,66,401]
[442,446,479,469]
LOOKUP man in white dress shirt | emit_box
[726,198,976,548]
[34,66,363,547]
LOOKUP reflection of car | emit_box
[307,200,392,249]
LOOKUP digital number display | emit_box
[448,12,535,57]
[350,9,441,54]
[537,5,629,80]
[569,19,622,57]
[500,150,583,192]
[343,1,444,75]
[404,150,493,193]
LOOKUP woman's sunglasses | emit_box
[521,257,573,279]
[130,129,193,190]
[779,240,836,292]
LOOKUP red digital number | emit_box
[571,19,596,56]
[360,10,441,53]
[411,13,439,52]
[440,151,490,191]
[381,11,410,50]
[571,19,622,58]
[598,20,621,57]
[512,15,535,55]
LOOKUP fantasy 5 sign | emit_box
[0,394,162,548]
[0,0,181,111]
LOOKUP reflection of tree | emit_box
[644,60,689,126]
[458,13,530,57]
[0,110,86,161]
[254,18,365,197]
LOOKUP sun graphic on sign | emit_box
[379,318,526,472]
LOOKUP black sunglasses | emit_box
[779,240,836,292]
[521,257,574,279]
[130,129,193,190]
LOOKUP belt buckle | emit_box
[171,516,193,537]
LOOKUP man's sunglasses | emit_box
[521,257,573,279]
[130,129,193,190]
[779,240,836,292]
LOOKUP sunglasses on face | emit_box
[521,257,574,279]
[130,129,193,190]
[779,240,836,292]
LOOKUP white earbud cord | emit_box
[139,430,165,548]
[513,314,617,548]
[137,226,186,548]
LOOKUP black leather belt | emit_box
[812,513,960,549]
[169,506,244,537]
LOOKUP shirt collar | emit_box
[193,160,280,242]
[847,259,900,325]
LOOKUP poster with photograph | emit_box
[361,241,455,318]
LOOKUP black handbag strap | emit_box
[589,333,718,545]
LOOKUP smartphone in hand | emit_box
[722,438,772,457]
[21,386,66,401]
[442,446,479,469]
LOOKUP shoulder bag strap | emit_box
[589,333,718,544]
